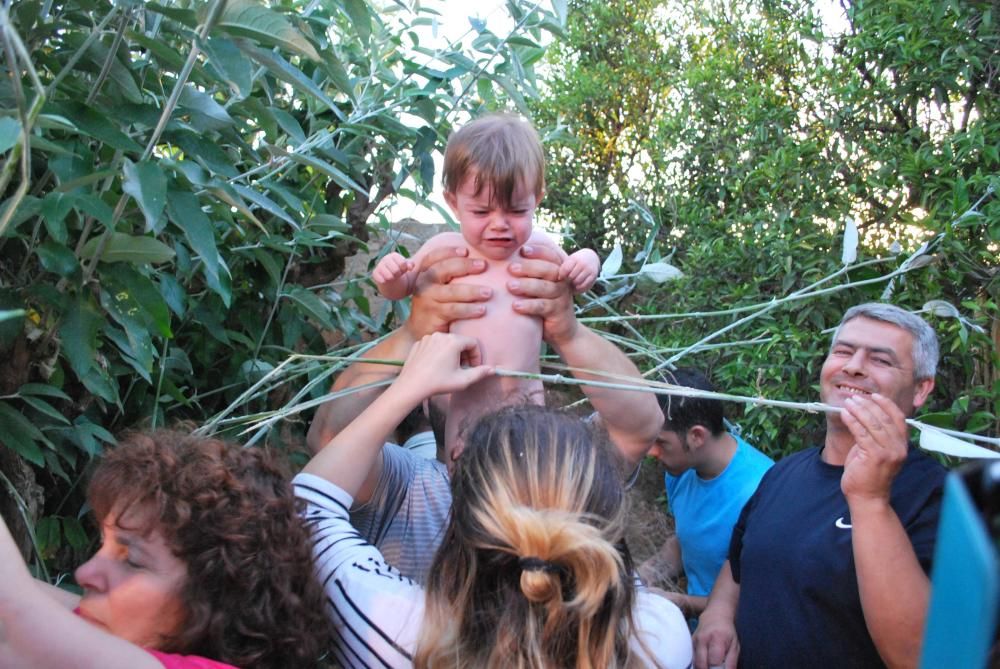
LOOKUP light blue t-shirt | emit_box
[664,434,773,596]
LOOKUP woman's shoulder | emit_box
[632,589,694,668]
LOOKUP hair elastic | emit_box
[518,556,561,574]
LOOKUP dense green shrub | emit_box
[0,0,558,571]
[531,0,998,458]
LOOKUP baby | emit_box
[373,114,599,459]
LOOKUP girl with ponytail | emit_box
[296,333,692,669]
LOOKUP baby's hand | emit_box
[373,252,413,286]
[558,248,600,292]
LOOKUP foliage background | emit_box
[1,0,997,588]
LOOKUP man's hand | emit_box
[693,609,740,669]
[840,393,909,503]
[405,246,491,338]
[508,244,578,345]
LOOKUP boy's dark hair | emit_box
[658,368,726,437]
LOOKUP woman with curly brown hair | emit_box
[296,333,692,668]
[0,430,331,669]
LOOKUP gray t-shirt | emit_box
[349,443,452,583]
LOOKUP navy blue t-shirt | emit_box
[729,445,946,668]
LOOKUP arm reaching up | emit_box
[509,244,662,468]
[303,333,493,497]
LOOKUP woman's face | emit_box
[74,505,188,648]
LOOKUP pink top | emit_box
[147,650,239,669]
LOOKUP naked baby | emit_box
[373,114,599,459]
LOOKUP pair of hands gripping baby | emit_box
[372,205,600,456]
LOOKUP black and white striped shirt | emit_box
[295,473,694,669]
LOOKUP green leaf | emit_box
[19,384,71,401]
[102,263,173,338]
[80,233,176,265]
[145,3,198,27]
[81,36,143,104]
[71,417,116,457]
[270,108,306,144]
[177,85,235,131]
[36,516,60,557]
[285,285,334,328]
[341,0,373,42]
[214,0,320,61]
[0,401,50,466]
[122,160,168,233]
[201,36,253,99]
[285,151,368,196]
[36,239,80,277]
[58,294,101,378]
[166,190,221,285]
[0,117,21,154]
[239,43,344,120]
[62,517,90,551]
[231,184,298,227]
[21,395,71,425]
[157,274,187,317]
[126,29,187,71]
[102,321,153,383]
[79,365,119,406]
[166,130,239,178]
[49,102,142,152]
[39,192,74,244]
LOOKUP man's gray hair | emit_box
[832,303,939,380]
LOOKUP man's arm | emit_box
[841,393,930,669]
[692,560,741,669]
[307,246,490,453]
[638,533,683,587]
[509,244,662,467]
[639,534,709,618]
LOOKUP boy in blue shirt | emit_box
[639,368,773,620]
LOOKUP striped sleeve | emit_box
[294,473,425,669]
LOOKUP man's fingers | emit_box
[418,256,486,285]
[507,276,564,299]
[509,256,561,282]
[510,298,552,318]
[416,245,467,271]
[725,639,740,669]
[694,636,709,669]
[519,243,563,264]
[422,282,492,304]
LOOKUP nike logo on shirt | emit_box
[835,516,852,529]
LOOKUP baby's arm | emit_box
[559,248,600,293]
[373,232,468,300]
[373,252,417,300]
[524,231,599,293]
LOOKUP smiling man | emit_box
[693,303,948,669]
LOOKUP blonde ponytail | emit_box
[415,405,648,669]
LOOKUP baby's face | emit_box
[445,174,538,260]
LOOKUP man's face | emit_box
[820,316,933,419]
[647,428,694,476]
[444,173,537,261]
